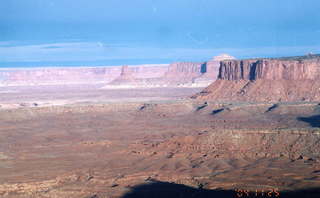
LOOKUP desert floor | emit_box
[0,85,320,198]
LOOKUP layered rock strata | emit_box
[0,54,235,88]
[104,54,235,88]
[192,55,320,102]
[0,64,168,86]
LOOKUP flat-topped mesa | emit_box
[104,60,221,88]
[163,54,236,86]
[195,54,236,82]
[103,64,169,88]
[219,57,320,81]
[0,64,168,87]
[119,65,133,79]
[0,67,122,85]
[164,62,204,80]
[192,55,320,102]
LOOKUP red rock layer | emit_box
[219,58,320,81]
[193,60,220,84]
[193,55,320,102]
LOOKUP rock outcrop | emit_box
[193,54,235,86]
[162,62,205,86]
[192,55,320,102]
[102,65,168,88]
[160,54,236,87]
[107,65,136,86]
[104,54,236,88]
[218,58,320,81]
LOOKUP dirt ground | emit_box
[0,86,320,198]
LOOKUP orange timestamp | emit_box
[234,189,280,197]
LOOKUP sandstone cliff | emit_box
[105,60,222,88]
[192,55,320,102]
[0,53,235,88]
[218,58,320,81]
[192,54,235,86]
[163,62,205,86]
[103,61,208,88]
[161,54,235,87]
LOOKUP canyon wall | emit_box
[104,62,206,88]
[163,62,205,85]
[193,60,220,86]
[193,54,235,86]
[219,58,320,81]
[193,55,320,102]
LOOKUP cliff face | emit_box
[104,61,219,88]
[193,60,220,86]
[162,56,234,86]
[163,62,204,84]
[193,55,320,102]
[0,53,234,88]
[219,58,320,81]
[193,54,235,86]
[130,65,168,79]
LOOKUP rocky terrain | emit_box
[1,54,320,198]
[0,97,320,198]
[193,54,320,102]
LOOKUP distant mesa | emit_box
[120,65,133,78]
[192,54,236,86]
[103,54,236,88]
[102,64,168,88]
[162,62,205,86]
[0,54,235,88]
[107,65,137,86]
[192,54,320,102]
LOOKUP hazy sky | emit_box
[1,0,319,67]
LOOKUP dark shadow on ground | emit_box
[297,115,320,127]
[211,108,224,115]
[265,104,279,113]
[196,103,208,111]
[120,180,320,198]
